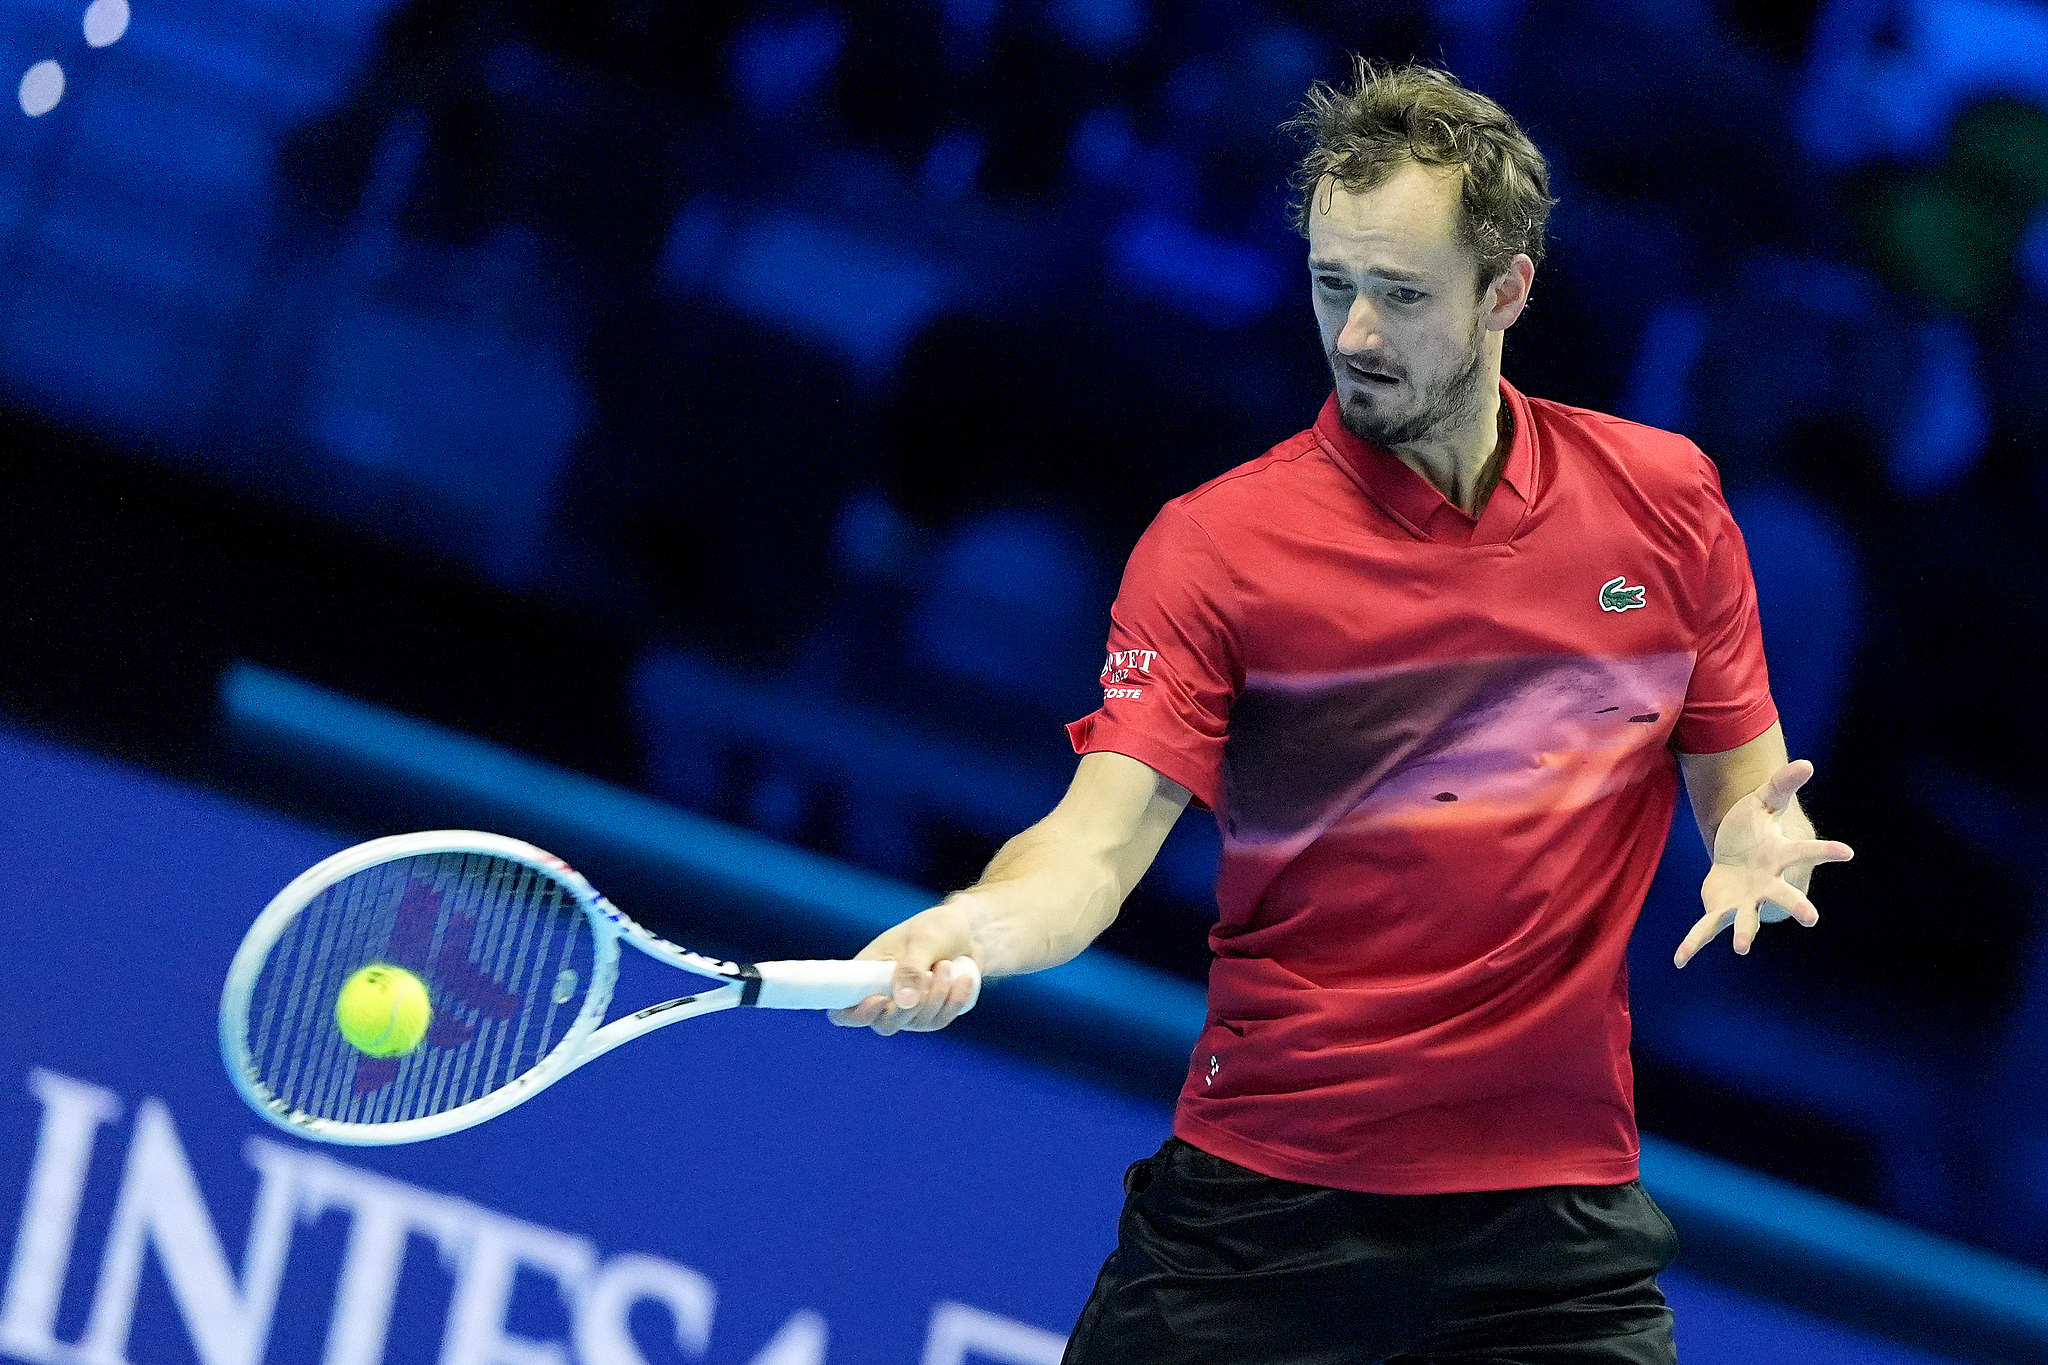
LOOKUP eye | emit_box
[1388,287,1426,305]
[1314,275,1351,292]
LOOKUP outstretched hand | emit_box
[1674,759,1853,968]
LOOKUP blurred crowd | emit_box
[269,0,2048,788]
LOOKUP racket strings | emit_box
[245,851,599,1125]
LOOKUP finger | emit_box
[945,959,979,1014]
[870,999,909,1037]
[1782,838,1854,867]
[1758,759,1814,814]
[827,995,889,1029]
[832,996,892,1030]
[921,959,976,1030]
[896,959,957,1032]
[892,921,954,1011]
[923,957,982,1030]
[1673,908,1734,968]
[953,957,983,1013]
[1768,884,1819,927]
[1733,897,1763,954]
[891,959,980,1034]
[890,953,937,1013]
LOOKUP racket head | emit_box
[220,831,620,1145]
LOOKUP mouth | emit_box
[1343,360,1402,388]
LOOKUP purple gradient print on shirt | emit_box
[1222,651,1695,855]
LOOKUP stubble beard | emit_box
[1332,330,1489,452]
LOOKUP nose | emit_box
[1336,298,1382,355]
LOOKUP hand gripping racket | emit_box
[220,830,979,1145]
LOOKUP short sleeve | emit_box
[1673,475,1779,754]
[1066,503,1238,809]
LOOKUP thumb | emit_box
[1758,759,1813,813]
[891,921,947,1011]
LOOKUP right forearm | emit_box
[832,752,1187,1035]
[947,819,1130,978]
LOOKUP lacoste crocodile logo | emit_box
[1598,576,1647,613]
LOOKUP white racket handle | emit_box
[752,957,982,1013]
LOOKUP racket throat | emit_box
[580,984,746,1064]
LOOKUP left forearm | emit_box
[1681,722,1792,852]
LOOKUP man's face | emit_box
[1305,163,1496,450]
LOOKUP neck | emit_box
[1391,377,1509,517]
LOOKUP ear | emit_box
[1481,254,1536,333]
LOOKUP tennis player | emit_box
[832,59,1853,1364]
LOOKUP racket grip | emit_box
[751,957,982,1013]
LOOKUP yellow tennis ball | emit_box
[335,963,432,1058]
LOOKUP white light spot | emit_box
[19,61,64,117]
[83,0,130,48]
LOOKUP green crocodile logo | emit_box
[1599,576,1647,612]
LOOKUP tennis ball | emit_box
[335,963,432,1058]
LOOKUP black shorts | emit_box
[1063,1138,1681,1365]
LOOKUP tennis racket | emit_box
[220,830,978,1145]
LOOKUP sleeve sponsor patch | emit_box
[1100,648,1158,699]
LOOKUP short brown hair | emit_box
[1285,59,1554,291]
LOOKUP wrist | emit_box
[942,881,1089,979]
[937,888,1006,976]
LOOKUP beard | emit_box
[1331,331,1489,451]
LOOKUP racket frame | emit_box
[221,830,899,1146]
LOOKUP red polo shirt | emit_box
[1067,381,1776,1194]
